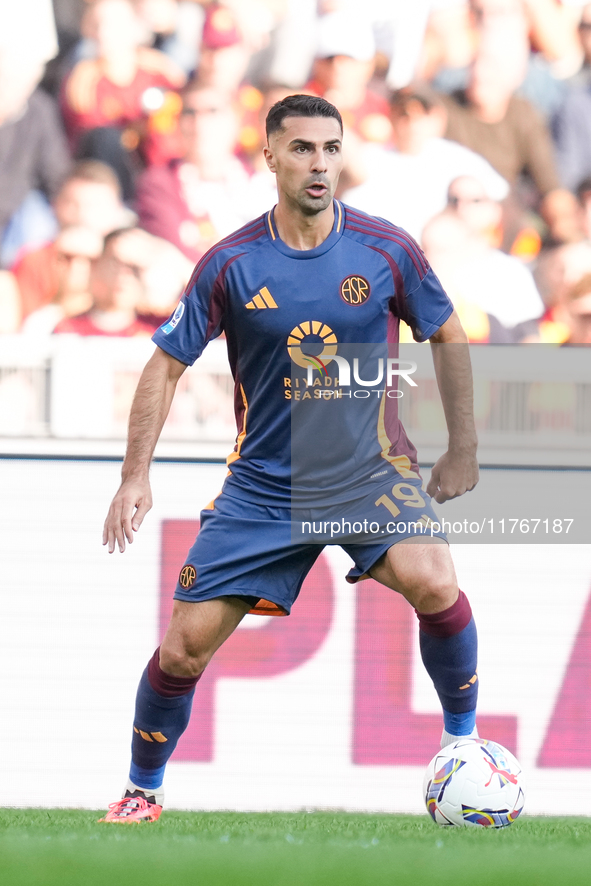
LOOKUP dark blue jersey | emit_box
[152,202,453,505]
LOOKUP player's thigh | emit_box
[160,596,251,675]
[369,536,458,613]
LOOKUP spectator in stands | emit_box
[40,0,87,97]
[54,228,157,336]
[342,86,508,242]
[564,273,591,344]
[13,161,132,322]
[116,226,193,319]
[60,0,186,199]
[192,2,271,171]
[525,0,590,82]
[446,173,504,247]
[419,1,476,84]
[420,211,512,343]
[196,2,252,95]
[532,240,591,341]
[481,0,564,119]
[305,10,392,146]
[135,81,256,262]
[422,207,543,332]
[0,46,71,268]
[552,5,591,192]
[20,227,103,335]
[441,24,581,243]
[52,160,133,235]
[427,1,582,117]
[131,0,205,76]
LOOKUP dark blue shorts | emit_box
[173,476,445,615]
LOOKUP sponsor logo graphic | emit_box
[287,321,337,369]
[286,321,417,390]
[340,275,370,306]
[179,564,197,588]
[161,300,185,335]
[245,286,278,309]
[482,746,519,788]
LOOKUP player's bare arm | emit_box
[427,310,479,503]
[103,347,187,553]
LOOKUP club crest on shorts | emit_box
[340,275,370,306]
[179,564,196,588]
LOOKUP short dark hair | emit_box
[265,94,343,140]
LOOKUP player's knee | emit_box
[385,542,457,611]
[406,561,458,612]
[159,643,210,678]
[396,552,457,612]
[411,578,457,614]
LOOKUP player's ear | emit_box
[263,145,276,174]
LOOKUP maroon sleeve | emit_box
[134,163,200,263]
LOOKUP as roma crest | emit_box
[340,275,371,306]
[179,564,197,589]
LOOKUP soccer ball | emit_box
[423,738,525,828]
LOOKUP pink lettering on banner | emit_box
[159,520,334,762]
[537,588,591,767]
[353,579,518,766]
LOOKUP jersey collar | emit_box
[265,200,344,259]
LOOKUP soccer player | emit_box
[100,95,480,823]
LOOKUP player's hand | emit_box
[426,449,479,503]
[102,478,153,553]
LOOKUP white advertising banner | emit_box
[1,458,591,816]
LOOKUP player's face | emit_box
[264,116,343,216]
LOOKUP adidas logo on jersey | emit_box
[245,287,278,309]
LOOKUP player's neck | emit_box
[273,200,335,251]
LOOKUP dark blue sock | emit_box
[129,648,200,791]
[416,591,478,734]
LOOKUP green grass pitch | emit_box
[2,809,591,886]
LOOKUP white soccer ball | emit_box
[423,738,525,828]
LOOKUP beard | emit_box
[295,187,333,216]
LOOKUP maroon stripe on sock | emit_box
[147,647,201,697]
[415,591,472,638]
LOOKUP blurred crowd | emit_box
[2,0,591,345]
